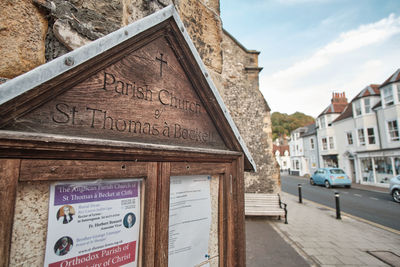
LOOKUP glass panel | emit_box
[383,86,394,106]
[364,98,371,113]
[361,158,373,182]
[321,117,326,129]
[358,129,365,145]
[169,175,216,266]
[347,132,353,145]
[330,169,345,174]
[322,138,327,150]
[355,101,362,116]
[395,157,400,175]
[388,120,399,141]
[375,157,392,184]
[329,137,334,149]
[397,84,400,102]
[367,128,375,144]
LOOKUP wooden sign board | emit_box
[0,5,255,267]
[1,26,226,151]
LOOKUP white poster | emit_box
[44,179,141,267]
[169,175,211,267]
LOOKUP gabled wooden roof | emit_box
[0,5,256,171]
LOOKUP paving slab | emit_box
[245,217,311,267]
[270,192,400,267]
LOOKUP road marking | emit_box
[342,191,349,194]
[354,194,362,197]
[369,197,378,200]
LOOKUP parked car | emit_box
[389,175,400,203]
[310,168,352,188]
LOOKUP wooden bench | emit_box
[244,193,288,224]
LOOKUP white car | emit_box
[389,175,400,203]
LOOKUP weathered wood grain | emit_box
[170,162,226,175]
[155,162,170,266]
[19,160,147,181]
[142,162,158,267]
[0,159,20,267]
[3,23,226,151]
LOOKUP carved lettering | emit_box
[102,72,153,101]
[173,123,213,143]
[86,107,102,128]
[50,104,214,144]
[163,122,170,137]
[128,120,141,133]
[102,110,114,130]
[115,119,127,132]
[52,103,77,124]
[158,89,201,114]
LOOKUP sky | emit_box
[220,0,400,118]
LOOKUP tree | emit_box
[271,112,315,141]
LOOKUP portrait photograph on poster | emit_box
[44,179,142,267]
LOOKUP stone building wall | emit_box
[0,0,279,193]
[220,31,280,193]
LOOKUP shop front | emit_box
[357,151,400,187]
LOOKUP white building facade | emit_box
[330,69,400,187]
[332,85,381,183]
[359,70,400,186]
[273,144,290,172]
[316,92,348,169]
[302,124,319,176]
[289,69,400,187]
[289,124,318,176]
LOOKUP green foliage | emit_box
[271,112,315,140]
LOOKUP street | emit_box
[281,174,400,231]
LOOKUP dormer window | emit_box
[354,100,362,116]
[383,86,394,106]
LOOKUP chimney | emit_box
[332,91,347,103]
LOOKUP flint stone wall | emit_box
[220,31,280,193]
[0,0,279,193]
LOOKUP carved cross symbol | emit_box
[156,53,167,77]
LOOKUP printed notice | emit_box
[44,179,141,267]
[169,175,211,267]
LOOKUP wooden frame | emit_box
[0,144,245,267]
[0,6,251,266]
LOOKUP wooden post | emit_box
[0,159,20,267]
[155,162,171,266]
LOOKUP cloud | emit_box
[276,0,332,4]
[261,13,400,116]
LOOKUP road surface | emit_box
[281,174,400,231]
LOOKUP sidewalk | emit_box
[271,192,400,267]
[246,217,310,267]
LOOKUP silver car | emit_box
[389,175,400,203]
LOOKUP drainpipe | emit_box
[316,127,321,168]
[373,108,383,150]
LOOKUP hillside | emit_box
[271,112,315,141]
